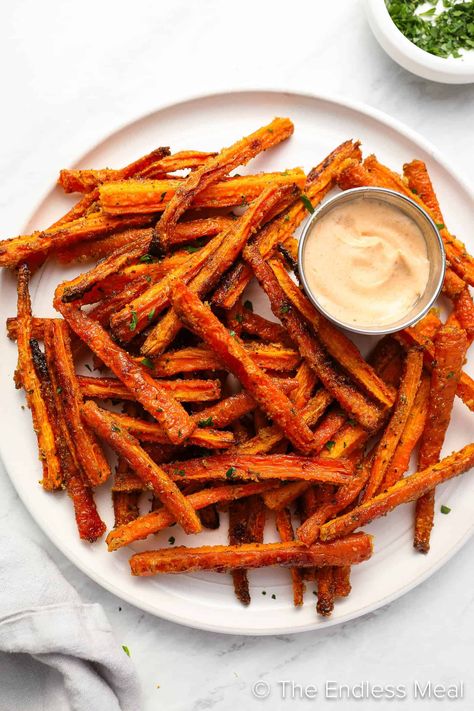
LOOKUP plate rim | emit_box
[2,88,474,635]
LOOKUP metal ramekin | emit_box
[297,187,446,336]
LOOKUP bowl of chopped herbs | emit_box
[365,0,474,83]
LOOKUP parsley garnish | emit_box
[325,440,336,451]
[280,304,290,314]
[148,308,156,321]
[141,357,154,369]
[300,194,314,213]
[198,416,214,428]
[111,423,121,433]
[229,330,236,338]
[436,223,446,231]
[440,504,451,514]
[139,254,153,263]
[129,310,138,331]
[185,245,200,254]
[225,466,237,479]
[122,645,131,657]
[56,386,62,394]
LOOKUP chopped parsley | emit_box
[440,504,451,514]
[111,423,121,433]
[300,194,315,213]
[139,254,153,263]
[436,222,446,231]
[148,308,156,321]
[386,1,474,59]
[185,245,200,254]
[225,466,237,479]
[129,310,138,331]
[122,645,131,657]
[325,440,336,451]
[280,304,290,314]
[140,357,154,369]
[229,330,236,338]
[56,386,62,394]
[198,416,214,428]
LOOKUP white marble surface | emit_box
[1,1,474,709]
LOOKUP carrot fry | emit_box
[78,375,221,403]
[229,495,266,605]
[361,348,424,502]
[107,481,277,551]
[156,117,294,250]
[244,243,385,431]
[402,159,444,224]
[240,307,292,345]
[0,213,153,269]
[212,139,362,309]
[102,410,234,449]
[58,304,195,444]
[49,319,111,486]
[100,169,305,215]
[16,266,62,490]
[315,567,335,616]
[113,490,140,528]
[146,343,300,376]
[170,281,316,453]
[129,533,374,576]
[320,444,474,541]
[380,372,431,491]
[454,287,474,343]
[275,508,305,606]
[142,183,300,356]
[414,324,467,553]
[333,566,352,598]
[269,258,396,410]
[81,400,201,534]
[163,453,351,484]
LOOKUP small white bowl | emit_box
[364,0,474,84]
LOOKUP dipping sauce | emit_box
[302,197,430,328]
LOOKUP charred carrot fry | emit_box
[129,533,374,576]
[107,481,277,550]
[240,307,292,345]
[288,362,318,410]
[229,495,266,605]
[0,213,153,269]
[414,324,467,553]
[320,444,474,541]
[103,410,234,449]
[454,287,474,343]
[315,567,335,616]
[58,304,195,444]
[212,139,362,309]
[333,566,352,598]
[244,244,385,431]
[362,348,424,502]
[78,375,221,403]
[81,400,201,534]
[156,117,294,250]
[142,184,300,356]
[49,319,111,486]
[275,508,305,606]
[269,258,396,410]
[380,372,431,491]
[163,453,351,484]
[113,490,141,528]
[368,336,403,389]
[100,169,305,215]
[16,266,62,490]
[147,343,300,376]
[58,146,170,193]
[170,281,315,453]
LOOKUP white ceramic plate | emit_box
[1,90,473,635]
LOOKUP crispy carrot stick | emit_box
[320,444,474,541]
[146,343,300,376]
[107,481,278,550]
[113,490,141,528]
[81,400,201,534]
[368,336,403,389]
[454,287,474,343]
[49,319,111,486]
[102,410,234,449]
[16,265,62,490]
[414,324,468,553]
[129,533,374,576]
[212,139,362,310]
[315,567,335,616]
[156,117,294,250]
[170,281,316,453]
[58,304,195,445]
[163,453,351,484]
[142,184,300,356]
[269,258,396,410]
[100,169,305,215]
[244,243,385,431]
[361,348,424,502]
[380,372,431,491]
[78,375,221,403]
[58,148,210,193]
[32,336,106,540]
[333,566,352,598]
[240,308,292,345]
[229,495,266,605]
[0,212,153,269]
[402,159,444,224]
[275,508,305,606]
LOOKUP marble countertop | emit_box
[1,1,474,709]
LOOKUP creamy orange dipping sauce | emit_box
[302,197,430,328]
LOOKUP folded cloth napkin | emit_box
[0,529,141,711]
